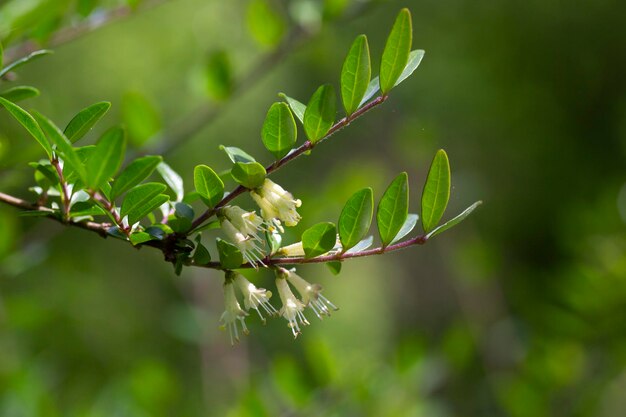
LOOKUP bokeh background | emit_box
[1,0,626,415]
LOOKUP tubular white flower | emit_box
[219,281,249,345]
[220,218,266,267]
[277,236,342,257]
[276,276,309,338]
[286,270,338,320]
[251,179,302,228]
[233,273,277,322]
[221,206,265,239]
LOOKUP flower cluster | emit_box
[219,269,337,343]
[251,179,302,232]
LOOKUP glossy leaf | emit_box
[193,242,212,265]
[278,93,306,124]
[122,92,161,147]
[205,50,233,101]
[395,49,425,87]
[157,162,184,202]
[216,238,243,269]
[64,101,111,143]
[32,111,86,181]
[302,222,337,258]
[326,261,342,275]
[359,77,380,107]
[262,102,297,159]
[111,155,162,199]
[377,172,409,246]
[0,86,40,102]
[338,188,374,251]
[303,84,336,142]
[0,50,52,79]
[421,149,451,233]
[130,232,155,246]
[219,145,256,163]
[247,0,286,48]
[0,97,52,157]
[85,127,126,190]
[379,8,412,94]
[390,213,419,245]
[427,201,482,238]
[341,35,371,115]
[345,235,374,254]
[194,164,224,207]
[231,162,267,189]
[121,183,169,225]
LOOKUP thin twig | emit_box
[188,95,388,232]
[50,157,71,221]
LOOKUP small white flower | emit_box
[219,280,249,345]
[286,270,338,320]
[233,273,277,322]
[276,275,309,338]
[221,206,265,239]
[220,218,266,267]
[277,236,342,257]
[251,179,302,229]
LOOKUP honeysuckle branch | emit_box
[191,233,428,270]
[3,0,169,63]
[89,191,130,237]
[188,94,388,233]
[0,191,110,237]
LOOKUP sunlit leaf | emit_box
[262,102,297,159]
[304,84,336,142]
[338,188,373,251]
[231,162,266,189]
[194,164,224,207]
[157,161,184,202]
[427,201,482,238]
[85,127,126,190]
[0,86,40,102]
[302,222,337,258]
[379,9,412,94]
[341,34,371,115]
[390,213,419,245]
[377,172,409,246]
[421,149,451,233]
[111,155,162,199]
[121,183,169,225]
[0,97,52,157]
[278,93,306,124]
[64,101,111,143]
[219,145,256,163]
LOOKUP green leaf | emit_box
[246,0,286,48]
[345,235,373,254]
[0,50,53,79]
[111,155,162,199]
[231,162,267,189]
[359,76,380,107]
[216,238,243,269]
[0,97,52,157]
[130,232,155,246]
[278,93,306,124]
[121,92,161,147]
[156,161,184,202]
[427,201,482,238]
[266,229,282,255]
[205,50,233,101]
[302,222,337,258]
[64,101,111,143]
[0,86,40,102]
[262,102,297,159]
[85,127,126,190]
[394,49,425,87]
[338,188,374,251]
[390,213,419,245]
[174,202,195,220]
[326,261,342,275]
[193,242,212,265]
[194,164,224,208]
[303,84,336,142]
[341,34,371,115]
[121,183,169,225]
[421,149,451,233]
[377,172,409,246]
[64,145,95,184]
[379,8,412,94]
[219,145,256,163]
[32,111,86,181]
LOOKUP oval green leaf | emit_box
[111,155,162,199]
[86,127,126,190]
[379,8,412,94]
[377,172,409,246]
[156,162,184,202]
[246,0,286,48]
[302,222,337,258]
[219,145,256,163]
[394,49,425,88]
[64,101,111,144]
[421,149,451,233]
[341,34,371,115]
[0,86,40,102]
[194,164,224,207]
[216,238,243,269]
[231,162,267,189]
[0,97,52,157]
[390,213,419,245]
[262,102,297,159]
[205,50,233,101]
[121,182,169,225]
[427,201,482,239]
[278,93,306,124]
[122,92,161,147]
[303,84,336,143]
[338,187,374,251]
[32,110,86,181]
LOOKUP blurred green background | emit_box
[1,0,626,415]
